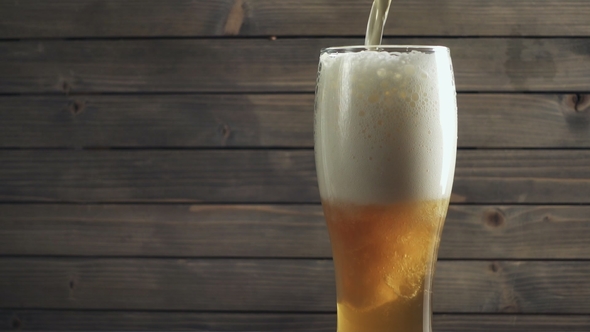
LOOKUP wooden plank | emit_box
[1,38,589,93]
[1,94,589,148]
[435,315,590,332]
[0,259,588,313]
[0,204,329,258]
[457,94,590,148]
[1,150,590,204]
[452,150,590,204]
[1,205,590,259]
[441,205,590,259]
[2,311,590,332]
[0,150,319,203]
[0,94,314,148]
[1,0,590,38]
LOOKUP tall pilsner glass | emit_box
[315,46,457,332]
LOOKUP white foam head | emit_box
[315,47,457,204]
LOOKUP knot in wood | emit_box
[484,208,505,228]
[11,316,21,330]
[68,100,86,115]
[218,123,231,141]
[559,94,590,130]
[573,94,590,113]
[489,262,500,273]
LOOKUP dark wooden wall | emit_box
[1,0,590,331]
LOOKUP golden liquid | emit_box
[322,199,449,332]
[365,0,393,46]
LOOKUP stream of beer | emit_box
[365,0,393,46]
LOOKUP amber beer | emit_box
[314,46,457,332]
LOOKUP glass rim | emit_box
[321,45,449,54]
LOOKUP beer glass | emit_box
[314,46,457,332]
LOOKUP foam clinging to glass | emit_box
[315,48,457,204]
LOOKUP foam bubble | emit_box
[315,49,457,204]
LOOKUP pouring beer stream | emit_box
[365,0,393,46]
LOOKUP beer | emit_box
[314,48,457,332]
[324,199,448,332]
[365,0,393,46]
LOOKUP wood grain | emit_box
[434,315,590,332]
[1,94,589,148]
[0,259,588,313]
[452,150,590,204]
[1,38,589,93]
[2,311,590,332]
[0,204,329,258]
[457,94,590,148]
[1,150,590,204]
[0,150,318,203]
[0,94,313,148]
[1,0,590,38]
[1,204,590,259]
[0,1,588,330]
[441,205,590,259]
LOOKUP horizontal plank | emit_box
[0,150,318,203]
[0,94,313,148]
[1,38,589,93]
[442,205,590,259]
[0,205,329,258]
[458,94,590,148]
[1,150,590,204]
[2,312,590,332]
[1,94,589,148]
[435,315,590,332]
[0,259,588,313]
[1,205,589,259]
[1,0,590,38]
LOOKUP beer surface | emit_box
[315,50,457,205]
[323,199,448,332]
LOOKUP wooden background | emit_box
[1,0,590,331]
